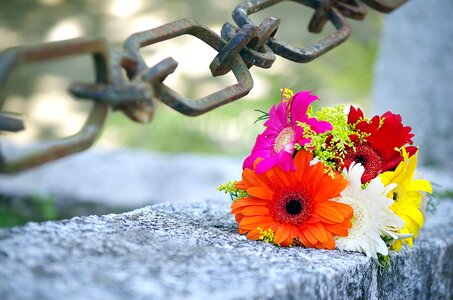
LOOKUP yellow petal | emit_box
[391,240,402,252]
[408,179,432,194]
[400,191,423,207]
[404,206,424,228]
[402,215,420,238]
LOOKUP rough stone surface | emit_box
[372,0,453,173]
[0,199,451,300]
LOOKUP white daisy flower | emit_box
[335,163,405,259]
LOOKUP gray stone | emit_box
[0,199,451,300]
[372,0,453,173]
[0,147,241,213]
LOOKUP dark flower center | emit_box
[286,199,302,215]
[343,144,383,184]
[270,189,312,226]
[354,155,367,165]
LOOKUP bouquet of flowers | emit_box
[219,88,433,265]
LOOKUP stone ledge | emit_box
[0,147,241,214]
[0,199,451,300]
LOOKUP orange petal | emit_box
[247,228,262,240]
[312,231,335,250]
[315,203,345,223]
[280,224,298,246]
[273,167,290,186]
[323,223,349,237]
[265,169,285,188]
[246,187,274,200]
[296,231,312,248]
[325,232,335,250]
[303,162,323,189]
[235,213,244,224]
[339,218,352,233]
[274,224,291,245]
[315,172,348,201]
[240,216,274,227]
[330,173,348,196]
[301,227,318,245]
[307,223,328,244]
[238,227,248,234]
[290,225,299,242]
[280,237,292,247]
[286,170,298,186]
[235,180,247,190]
[238,206,270,216]
[309,213,336,225]
[328,201,353,218]
[294,150,313,182]
[240,221,276,231]
[313,241,325,249]
[231,198,269,209]
[242,170,260,188]
[269,222,280,232]
[243,169,272,190]
[231,199,269,215]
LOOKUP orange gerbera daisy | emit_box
[232,150,353,249]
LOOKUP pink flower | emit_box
[243,90,332,174]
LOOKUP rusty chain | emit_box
[0,0,406,173]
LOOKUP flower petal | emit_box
[247,228,262,240]
[246,187,274,200]
[231,198,270,210]
[315,203,345,223]
[307,223,328,244]
[408,179,432,194]
[301,227,318,245]
[239,206,270,216]
[274,224,291,245]
[240,216,275,228]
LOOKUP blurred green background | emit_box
[0,0,381,226]
[0,0,380,154]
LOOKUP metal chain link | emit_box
[0,0,406,173]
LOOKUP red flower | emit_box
[340,106,417,183]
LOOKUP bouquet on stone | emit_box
[219,88,433,263]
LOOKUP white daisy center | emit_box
[273,127,294,153]
[346,199,370,238]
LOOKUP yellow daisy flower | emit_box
[379,148,432,251]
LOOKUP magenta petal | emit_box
[262,126,280,136]
[290,91,318,123]
[277,150,296,172]
[296,137,311,146]
[305,118,333,133]
[252,134,274,151]
[293,125,304,141]
[264,102,289,130]
[243,152,260,170]
[242,134,274,170]
[243,146,270,169]
[264,105,278,128]
[255,156,279,174]
[276,101,289,125]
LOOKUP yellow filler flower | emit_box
[379,148,432,251]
